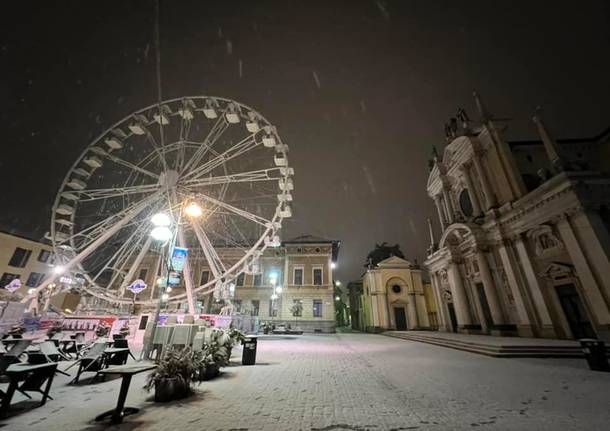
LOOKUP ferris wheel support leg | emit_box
[118,235,153,299]
[22,194,158,304]
[177,225,196,315]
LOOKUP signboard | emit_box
[168,271,181,286]
[4,278,21,293]
[127,279,147,294]
[171,247,188,272]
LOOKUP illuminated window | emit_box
[313,299,323,317]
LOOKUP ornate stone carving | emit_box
[526,225,564,257]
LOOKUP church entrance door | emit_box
[555,284,596,339]
[447,303,458,333]
[394,307,407,330]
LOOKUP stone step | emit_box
[381,331,600,358]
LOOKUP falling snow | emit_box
[376,1,390,21]
[226,40,233,55]
[312,71,321,89]
[362,165,376,195]
[360,100,367,114]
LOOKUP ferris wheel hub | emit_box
[158,170,180,188]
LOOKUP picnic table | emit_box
[0,362,57,417]
[94,363,157,424]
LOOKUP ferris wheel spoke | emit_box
[26,191,161,301]
[176,224,196,313]
[104,153,160,180]
[60,195,158,251]
[181,115,229,175]
[182,133,260,181]
[182,168,281,189]
[144,128,169,172]
[70,183,161,202]
[195,191,271,227]
[91,219,150,287]
[191,219,227,281]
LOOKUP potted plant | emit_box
[198,345,219,381]
[145,346,202,402]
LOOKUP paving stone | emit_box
[2,333,610,430]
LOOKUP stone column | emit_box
[556,217,610,340]
[475,249,506,325]
[497,240,536,337]
[407,294,418,329]
[472,152,497,209]
[442,188,454,224]
[569,210,610,305]
[461,164,482,216]
[434,195,447,229]
[447,261,472,327]
[431,272,449,331]
[513,236,555,331]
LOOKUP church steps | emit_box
[381,331,596,358]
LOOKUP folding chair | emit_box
[27,342,70,377]
[169,325,192,348]
[110,339,135,362]
[67,342,108,384]
[151,326,174,360]
[39,341,70,362]
[16,363,58,401]
[192,331,205,351]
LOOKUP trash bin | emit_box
[242,336,258,366]
[580,339,610,371]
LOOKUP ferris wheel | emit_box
[30,96,294,310]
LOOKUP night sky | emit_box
[1,0,609,284]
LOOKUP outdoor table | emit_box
[94,363,157,424]
[0,362,57,417]
[103,347,132,367]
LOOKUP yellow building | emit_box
[107,234,341,333]
[355,256,438,332]
[0,230,78,313]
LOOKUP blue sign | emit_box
[171,247,188,272]
[168,271,181,286]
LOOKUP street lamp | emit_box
[331,262,336,269]
[184,202,203,218]
[53,266,65,274]
[143,203,202,360]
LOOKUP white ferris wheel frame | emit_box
[24,96,293,308]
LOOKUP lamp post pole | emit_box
[142,209,182,360]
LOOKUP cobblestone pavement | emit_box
[2,333,610,431]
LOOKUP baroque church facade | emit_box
[424,94,610,341]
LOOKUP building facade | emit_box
[0,230,79,312]
[352,256,437,332]
[424,95,610,341]
[110,234,340,333]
